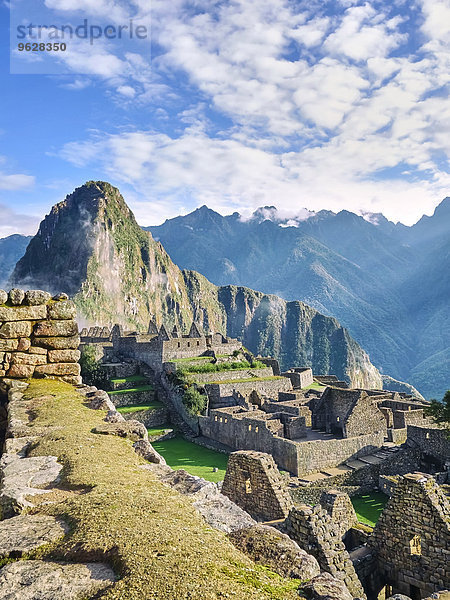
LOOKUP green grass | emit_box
[305,381,325,390]
[152,435,229,483]
[172,356,213,363]
[108,385,154,395]
[178,360,265,376]
[351,492,388,526]
[110,375,148,385]
[206,376,283,385]
[147,425,174,437]
[117,402,163,414]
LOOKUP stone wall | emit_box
[186,367,273,384]
[221,451,293,521]
[369,472,450,598]
[199,408,300,474]
[287,503,366,599]
[205,377,292,405]
[0,289,80,386]
[407,425,450,468]
[319,489,358,539]
[295,431,385,475]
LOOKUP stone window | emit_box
[219,418,223,423]
[214,416,218,421]
[426,432,430,439]
[245,479,252,494]
[197,341,200,346]
[409,535,421,556]
[336,416,340,422]
[248,424,252,431]
[177,342,181,348]
[187,342,190,347]
[255,426,259,432]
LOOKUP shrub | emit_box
[80,344,108,388]
[182,386,208,416]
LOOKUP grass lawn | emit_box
[147,425,174,437]
[110,375,148,385]
[108,385,154,395]
[117,402,163,414]
[172,356,213,363]
[351,491,389,526]
[152,435,229,483]
[305,381,325,390]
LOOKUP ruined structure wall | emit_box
[287,504,366,599]
[199,411,301,475]
[221,451,293,521]
[186,367,273,384]
[393,409,430,429]
[369,473,450,598]
[295,431,385,475]
[344,395,387,438]
[0,289,81,386]
[205,377,292,404]
[407,425,450,467]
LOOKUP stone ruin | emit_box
[222,450,450,600]
[0,289,81,386]
[221,450,293,522]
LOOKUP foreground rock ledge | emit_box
[0,560,116,600]
[0,515,68,558]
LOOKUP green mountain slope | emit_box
[10,181,381,388]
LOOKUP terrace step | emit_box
[101,362,139,379]
[345,459,368,470]
[108,386,155,408]
[110,375,149,391]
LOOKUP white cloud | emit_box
[0,172,35,190]
[0,203,39,237]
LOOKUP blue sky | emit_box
[0,0,449,237]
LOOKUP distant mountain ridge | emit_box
[9,181,382,389]
[0,234,31,288]
[146,198,450,399]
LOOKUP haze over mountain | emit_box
[9,181,382,389]
[146,199,450,399]
[0,234,32,288]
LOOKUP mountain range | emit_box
[144,200,450,399]
[7,181,382,389]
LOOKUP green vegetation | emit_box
[147,425,174,437]
[425,390,450,435]
[108,385,154,395]
[305,381,325,390]
[152,435,229,483]
[79,344,108,388]
[172,356,213,364]
[23,379,301,600]
[176,359,265,376]
[182,386,208,416]
[116,402,163,414]
[207,376,283,385]
[110,375,148,385]
[351,492,388,526]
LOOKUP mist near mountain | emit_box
[0,234,31,288]
[9,181,382,389]
[146,199,450,399]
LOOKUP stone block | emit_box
[10,352,47,366]
[29,347,47,355]
[0,321,33,339]
[0,339,19,352]
[0,305,47,322]
[61,375,83,386]
[35,363,81,377]
[8,289,25,305]
[32,335,80,350]
[33,320,78,337]
[48,349,80,363]
[47,300,77,320]
[17,338,31,351]
[24,290,52,306]
[6,364,35,378]
[0,290,7,305]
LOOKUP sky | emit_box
[0,0,449,238]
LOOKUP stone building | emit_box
[369,472,450,599]
[221,450,293,522]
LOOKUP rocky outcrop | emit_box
[0,560,116,600]
[299,572,354,600]
[10,181,381,387]
[228,524,320,581]
[0,515,68,558]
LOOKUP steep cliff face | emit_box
[10,182,381,387]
